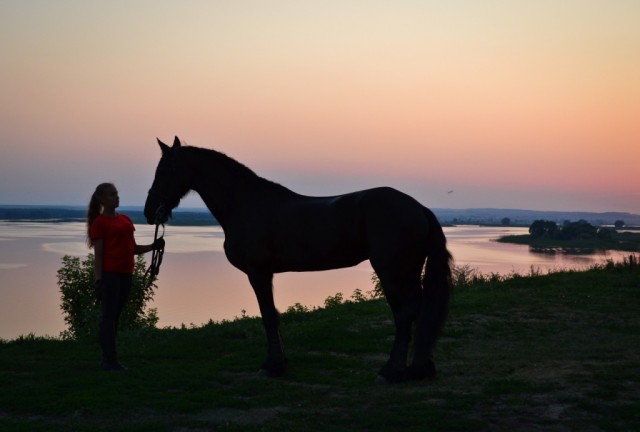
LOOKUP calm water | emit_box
[0,221,628,340]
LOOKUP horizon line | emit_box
[0,204,638,217]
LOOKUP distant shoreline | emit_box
[1,205,639,227]
[0,207,218,226]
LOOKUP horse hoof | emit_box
[406,361,437,381]
[257,367,284,378]
[258,358,288,378]
[375,375,389,385]
[377,364,406,383]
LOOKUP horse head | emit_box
[144,136,191,225]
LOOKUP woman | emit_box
[87,183,164,371]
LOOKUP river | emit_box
[0,221,628,340]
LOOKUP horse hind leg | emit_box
[248,272,288,377]
[407,256,451,381]
[375,272,421,384]
[406,306,438,381]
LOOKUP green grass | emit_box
[1,260,639,431]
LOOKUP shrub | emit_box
[285,302,311,314]
[323,292,344,308]
[370,273,385,298]
[349,288,368,303]
[57,254,158,340]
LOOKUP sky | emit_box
[1,1,639,213]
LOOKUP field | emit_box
[1,260,639,431]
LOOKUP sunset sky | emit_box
[1,1,639,213]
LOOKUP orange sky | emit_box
[1,1,638,212]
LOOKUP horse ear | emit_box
[157,138,170,154]
[173,136,182,148]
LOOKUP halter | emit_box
[143,221,165,288]
[143,189,168,288]
[144,146,179,287]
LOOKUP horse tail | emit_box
[416,207,453,367]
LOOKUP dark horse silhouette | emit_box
[144,137,453,383]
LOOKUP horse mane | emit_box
[183,146,292,194]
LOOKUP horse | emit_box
[144,136,453,383]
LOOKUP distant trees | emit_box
[529,219,610,241]
[597,227,615,240]
[529,220,558,238]
[501,217,511,226]
[615,220,625,229]
[556,220,597,240]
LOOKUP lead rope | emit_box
[143,223,165,288]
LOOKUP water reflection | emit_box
[529,247,597,255]
[0,221,630,340]
[445,225,625,274]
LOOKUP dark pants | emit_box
[99,272,132,363]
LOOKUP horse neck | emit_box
[184,148,293,228]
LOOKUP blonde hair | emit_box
[86,183,114,248]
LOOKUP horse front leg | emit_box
[248,272,288,377]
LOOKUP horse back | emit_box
[263,190,369,271]
[224,186,430,274]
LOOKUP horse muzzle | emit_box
[145,188,172,225]
[150,204,170,225]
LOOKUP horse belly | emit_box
[284,252,367,272]
[275,228,368,272]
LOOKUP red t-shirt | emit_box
[90,214,136,273]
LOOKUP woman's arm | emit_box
[134,237,164,255]
[134,243,154,254]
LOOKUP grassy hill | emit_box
[1,259,639,431]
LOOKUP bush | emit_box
[57,254,158,340]
[323,292,344,308]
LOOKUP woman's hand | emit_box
[153,237,165,251]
